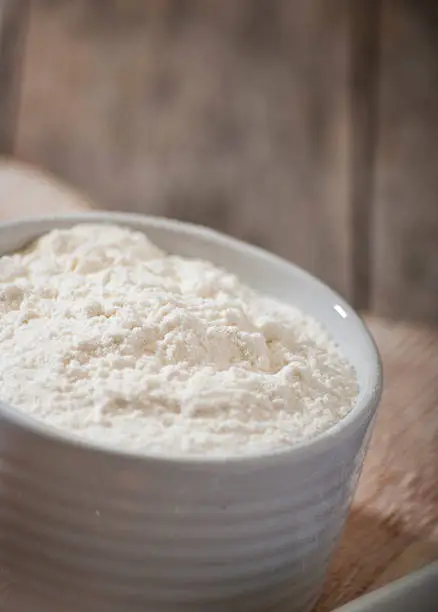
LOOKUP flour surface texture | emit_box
[0,224,357,456]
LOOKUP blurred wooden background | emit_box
[2,0,438,323]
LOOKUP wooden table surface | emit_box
[0,159,437,611]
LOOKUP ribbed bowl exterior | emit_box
[0,407,375,612]
[0,213,382,612]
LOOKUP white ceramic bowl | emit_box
[0,213,382,612]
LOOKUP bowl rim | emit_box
[0,211,383,467]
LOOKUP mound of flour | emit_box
[0,224,357,456]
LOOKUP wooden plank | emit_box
[0,0,30,153]
[369,540,438,591]
[372,0,438,323]
[349,0,381,310]
[16,0,353,297]
[317,316,438,610]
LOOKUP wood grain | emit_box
[317,316,438,610]
[372,0,438,324]
[16,0,353,298]
[0,0,30,154]
[349,0,381,311]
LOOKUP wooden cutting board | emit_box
[0,159,437,611]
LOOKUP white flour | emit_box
[0,224,357,456]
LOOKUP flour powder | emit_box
[0,224,357,456]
